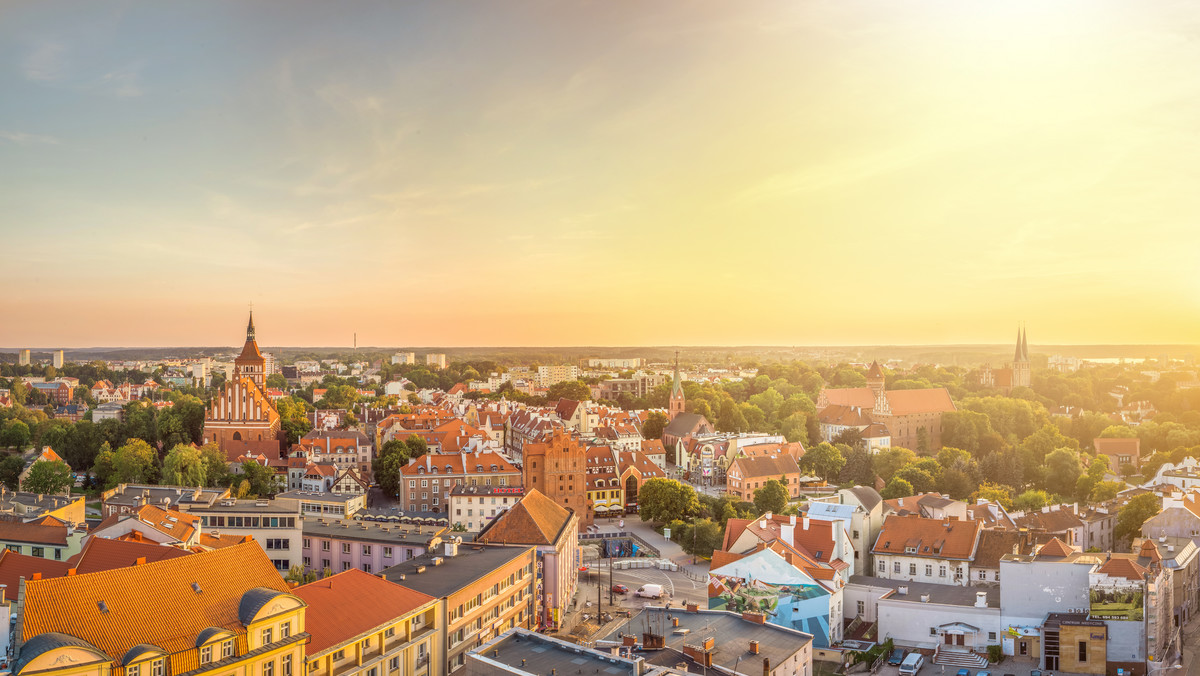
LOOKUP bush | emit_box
[987,644,1002,663]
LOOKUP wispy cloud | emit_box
[22,42,67,82]
[0,131,60,145]
[94,62,145,98]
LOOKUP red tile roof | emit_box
[294,568,436,654]
[68,535,191,574]
[476,489,574,546]
[0,550,71,602]
[872,515,981,561]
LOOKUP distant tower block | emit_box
[52,350,64,369]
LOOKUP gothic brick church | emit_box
[978,326,1032,393]
[202,312,284,459]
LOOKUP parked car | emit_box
[887,649,906,666]
[898,653,924,676]
[956,670,971,676]
[977,672,991,676]
[634,584,664,599]
[1030,671,1042,676]
[612,584,629,594]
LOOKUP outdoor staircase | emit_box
[934,646,989,669]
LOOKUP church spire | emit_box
[1014,326,1023,363]
[1021,324,1029,361]
[668,351,686,421]
[670,351,683,399]
[246,309,256,342]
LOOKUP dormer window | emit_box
[905,546,918,554]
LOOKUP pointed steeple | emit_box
[668,351,686,421]
[670,351,683,399]
[1020,325,1029,361]
[246,309,256,342]
[1014,326,1023,363]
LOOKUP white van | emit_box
[898,653,924,675]
[634,584,663,599]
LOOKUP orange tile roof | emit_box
[1035,537,1074,558]
[885,388,956,416]
[198,533,249,550]
[1097,556,1150,580]
[0,550,71,602]
[820,388,877,409]
[1094,437,1140,455]
[68,536,191,574]
[21,541,289,663]
[872,515,981,561]
[95,504,199,543]
[294,569,435,654]
[476,489,574,546]
[0,519,71,546]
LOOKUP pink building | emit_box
[300,516,444,576]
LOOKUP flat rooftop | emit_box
[848,575,1000,608]
[302,517,443,545]
[598,606,812,672]
[277,490,362,504]
[470,629,640,676]
[185,499,300,514]
[381,543,531,599]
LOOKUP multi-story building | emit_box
[871,515,982,587]
[297,430,374,479]
[1094,436,1142,471]
[581,358,644,369]
[276,490,365,518]
[468,629,643,676]
[590,373,666,401]
[300,517,443,575]
[476,490,580,632]
[185,497,303,572]
[203,312,283,457]
[726,453,804,502]
[522,429,591,527]
[0,518,85,561]
[51,350,63,369]
[536,364,579,388]
[0,490,85,525]
[100,484,230,516]
[11,541,306,676]
[399,452,520,514]
[448,485,525,533]
[297,568,442,676]
[382,541,537,673]
[392,352,416,365]
[426,353,447,370]
[817,361,956,451]
[89,504,202,547]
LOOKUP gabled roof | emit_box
[1094,437,1140,455]
[728,454,801,480]
[0,550,72,601]
[1096,556,1149,581]
[972,529,1035,568]
[476,489,574,546]
[20,541,291,663]
[872,515,981,561]
[294,569,436,654]
[884,388,956,415]
[662,413,710,437]
[818,404,873,427]
[0,519,72,546]
[93,505,199,543]
[68,536,191,574]
[820,388,876,409]
[1034,537,1074,559]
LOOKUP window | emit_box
[281,622,291,639]
[262,628,273,644]
[200,645,213,665]
[930,627,937,636]
[222,640,234,658]
[409,480,416,487]
[322,541,330,551]
[333,650,345,661]
[383,546,393,558]
[389,657,399,671]
[303,538,310,548]
[878,561,886,573]
[385,627,396,638]
[925,565,933,576]
[1078,641,1087,662]
[362,545,371,556]
[342,561,350,571]
[151,660,163,676]
[977,571,987,580]
[31,547,44,557]
[342,543,351,554]
[263,660,274,676]
[909,564,916,575]
[939,566,947,577]
[988,632,997,641]
[282,655,292,676]
[893,562,900,573]
[128,666,140,676]
[856,600,864,615]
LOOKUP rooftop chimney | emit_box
[975,591,987,608]
[749,640,760,654]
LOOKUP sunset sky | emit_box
[3,0,1200,348]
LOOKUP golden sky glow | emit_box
[3,0,1200,347]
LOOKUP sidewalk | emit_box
[592,515,709,579]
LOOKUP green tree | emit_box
[237,460,279,497]
[108,439,158,487]
[1089,481,1123,503]
[1044,448,1083,496]
[802,442,846,481]
[0,455,24,490]
[23,459,74,495]
[376,452,405,497]
[545,380,592,402]
[404,436,429,459]
[641,411,669,440]
[162,444,207,486]
[1,420,31,451]
[1013,489,1051,512]
[284,565,318,585]
[874,447,916,482]
[881,477,914,500]
[839,446,875,485]
[680,518,724,558]
[971,482,1015,509]
[638,478,699,524]
[1099,425,1138,439]
[199,443,230,487]
[267,374,289,390]
[1115,493,1161,544]
[753,479,789,515]
[895,465,937,494]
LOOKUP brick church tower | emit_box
[1010,325,1031,389]
[522,429,592,527]
[668,352,685,421]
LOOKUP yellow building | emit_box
[294,569,442,676]
[13,541,307,676]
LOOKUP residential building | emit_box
[295,569,442,676]
[448,485,525,533]
[276,490,366,518]
[392,352,416,365]
[467,628,646,676]
[536,364,579,388]
[100,484,230,516]
[591,373,665,401]
[821,486,885,576]
[640,439,666,469]
[581,358,644,369]
[426,353,447,370]
[300,517,443,575]
[11,541,306,676]
[1014,505,1085,545]
[722,513,854,587]
[817,361,957,450]
[381,542,537,673]
[0,518,85,561]
[521,429,591,527]
[596,605,814,676]
[553,398,597,434]
[476,490,580,632]
[0,490,85,525]
[400,452,520,514]
[1139,535,1199,631]
[89,504,201,547]
[969,529,1036,587]
[297,430,374,480]
[185,497,303,572]
[203,312,283,458]
[51,350,63,369]
[726,453,804,502]
[17,447,69,494]
[871,515,982,587]
[845,576,1000,667]
[1095,436,1142,471]
[92,401,126,422]
[18,349,30,366]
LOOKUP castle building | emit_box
[978,326,1032,393]
[522,429,592,527]
[817,360,956,452]
[203,312,283,459]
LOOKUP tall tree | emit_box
[753,479,789,515]
[638,478,699,524]
[23,460,74,495]
[162,444,207,486]
[1115,493,1161,545]
[802,442,846,481]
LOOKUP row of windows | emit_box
[879,560,967,579]
[305,540,400,558]
[201,516,297,529]
[5,544,62,560]
[415,464,501,474]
